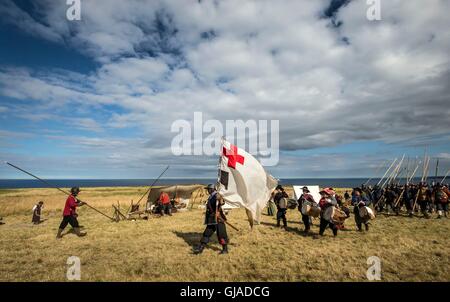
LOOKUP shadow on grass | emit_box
[259,221,308,236]
[260,220,358,236]
[173,231,221,252]
[60,226,86,238]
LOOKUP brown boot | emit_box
[74,227,87,237]
[56,228,63,239]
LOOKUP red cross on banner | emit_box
[222,143,245,169]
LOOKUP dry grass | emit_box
[0,186,449,282]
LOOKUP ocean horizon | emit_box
[0,177,445,189]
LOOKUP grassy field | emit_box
[0,186,449,282]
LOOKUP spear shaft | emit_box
[5,161,115,221]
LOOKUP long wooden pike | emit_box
[394,162,420,207]
[128,165,170,214]
[426,156,432,182]
[391,154,405,185]
[364,160,387,186]
[434,158,439,184]
[382,155,404,188]
[377,158,397,187]
[421,147,428,182]
[408,162,421,185]
[406,157,410,184]
[441,169,450,184]
[4,161,116,221]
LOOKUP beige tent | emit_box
[146,184,205,211]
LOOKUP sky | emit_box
[0,0,449,179]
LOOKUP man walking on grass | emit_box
[274,185,288,229]
[194,184,229,255]
[56,187,87,239]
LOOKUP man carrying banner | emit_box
[193,184,229,255]
[217,139,278,227]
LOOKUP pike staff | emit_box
[132,165,170,209]
[441,169,450,184]
[394,162,420,208]
[377,158,397,187]
[434,158,439,184]
[364,160,387,186]
[4,161,115,221]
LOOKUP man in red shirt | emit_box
[159,191,172,216]
[56,187,87,239]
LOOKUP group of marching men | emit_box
[269,181,450,238]
[361,182,450,219]
[6,181,448,254]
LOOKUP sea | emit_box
[0,177,441,189]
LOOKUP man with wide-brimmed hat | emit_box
[297,186,316,234]
[193,184,229,254]
[317,188,338,237]
[56,187,87,239]
[417,182,432,218]
[433,183,449,218]
[352,188,371,231]
[274,185,288,229]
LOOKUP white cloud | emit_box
[0,0,449,177]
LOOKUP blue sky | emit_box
[0,0,449,179]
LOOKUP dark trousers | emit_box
[32,214,41,224]
[160,204,172,215]
[301,213,310,231]
[276,208,287,227]
[354,207,368,230]
[59,215,79,229]
[404,199,414,213]
[419,200,428,214]
[319,217,337,236]
[200,222,228,246]
[437,203,449,212]
[383,200,395,212]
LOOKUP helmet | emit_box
[205,184,215,190]
[70,187,81,195]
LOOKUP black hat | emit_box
[276,185,284,191]
[205,184,215,190]
[302,186,310,193]
[70,187,81,194]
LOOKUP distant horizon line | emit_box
[0,176,446,180]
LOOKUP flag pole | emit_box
[215,137,239,231]
[216,136,225,188]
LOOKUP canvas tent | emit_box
[145,183,241,213]
[146,185,204,211]
[293,185,321,204]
